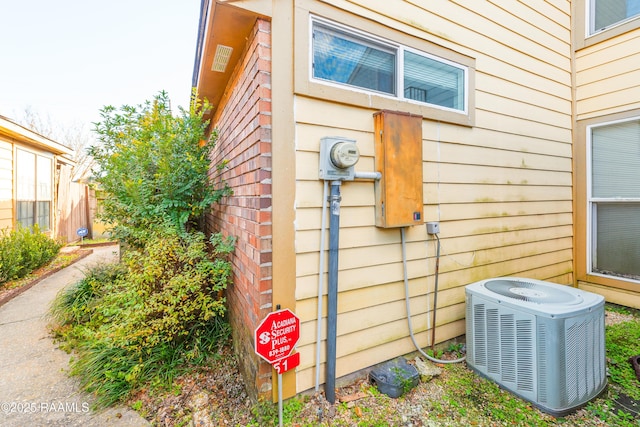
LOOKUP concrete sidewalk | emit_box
[0,246,149,427]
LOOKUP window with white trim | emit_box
[589,0,640,34]
[16,149,52,230]
[311,19,467,113]
[588,117,640,281]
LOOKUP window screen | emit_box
[590,118,640,279]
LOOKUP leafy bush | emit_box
[50,227,234,407]
[0,225,62,284]
[89,92,231,245]
[605,317,640,400]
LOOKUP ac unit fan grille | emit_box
[484,279,583,304]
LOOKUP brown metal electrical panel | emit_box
[374,110,424,228]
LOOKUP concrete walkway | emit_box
[0,246,149,426]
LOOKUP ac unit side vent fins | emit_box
[538,323,547,403]
[473,304,487,367]
[500,314,516,383]
[487,309,500,374]
[516,319,534,392]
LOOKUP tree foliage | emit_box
[17,107,96,181]
[90,91,230,242]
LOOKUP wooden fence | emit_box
[56,164,91,243]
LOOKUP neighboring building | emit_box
[0,115,88,242]
[572,1,640,309]
[192,0,639,401]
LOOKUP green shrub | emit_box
[50,227,234,407]
[0,224,62,284]
[90,92,231,245]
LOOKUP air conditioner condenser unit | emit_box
[465,277,607,417]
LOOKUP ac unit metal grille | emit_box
[500,314,516,383]
[565,311,606,406]
[487,309,500,374]
[473,304,487,366]
[466,278,606,417]
[538,323,548,403]
[516,319,534,392]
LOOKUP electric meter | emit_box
[330,141,360,168]
[319,137,360,181]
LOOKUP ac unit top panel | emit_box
[465,277,604,318]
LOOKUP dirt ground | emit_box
[134,308,640,427]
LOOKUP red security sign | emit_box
[255,309,300,364]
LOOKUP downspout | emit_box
[325,180,341,404]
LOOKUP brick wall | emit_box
[206,18,273,401]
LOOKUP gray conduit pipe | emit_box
[326,181,342,403]
[315,180,329,392]
[400,227,466,364]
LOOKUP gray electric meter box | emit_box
[319,137,360,181]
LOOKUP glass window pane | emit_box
[404,51,465,110]
[591,119,640,198]
[593,0,640,32]
[17,201,34,228]
[313,23,396,95]
[37,201,50,230]
[594,203,640,278]
[37,156,52,200]
[16,150,36,200]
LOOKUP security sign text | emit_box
[254,309,300,364]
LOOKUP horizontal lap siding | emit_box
[575,31,640,120]
[574,23,640,305]
[293,0,572,392]
[0,140,12,229]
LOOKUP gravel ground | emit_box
[136,312,639,427]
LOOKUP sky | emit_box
[0,0,201,134]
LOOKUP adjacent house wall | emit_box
[573,9,640,308]
[0,117,80,238]
[205,18,274,401]
[291,0,574,393]
[0,140,11,229]
[197,0,576,400]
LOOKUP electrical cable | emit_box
[400,227,465,364]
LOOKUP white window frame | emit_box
[310,17,469,116]
[586,116,640,284]
[15,148,53,231]
[587,0,640,36]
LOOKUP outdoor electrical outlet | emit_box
[426,222,440,234]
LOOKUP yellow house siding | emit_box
[575,30,640,120]
[292,0,573,394]
[0,140,12,229]
[574,24,640,304]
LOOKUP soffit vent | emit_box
[211,44,233,72]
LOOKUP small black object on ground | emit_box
[369,357,419,398]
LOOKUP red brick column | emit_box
[206,18,273,401]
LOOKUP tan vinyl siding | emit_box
[575,31,640,120]
[574,23,640,305]
[292,0,573,394]
[0,140,12,229]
